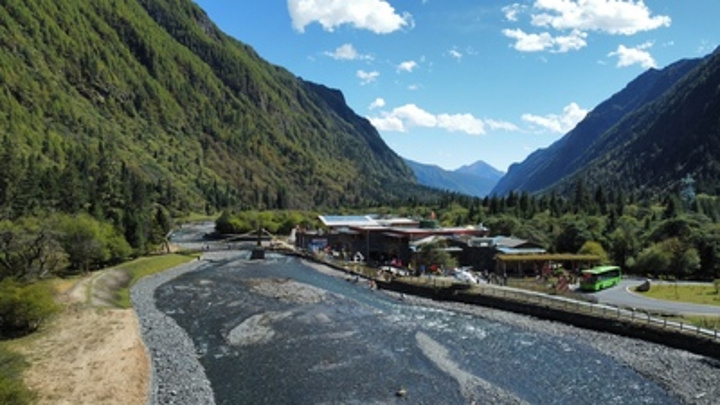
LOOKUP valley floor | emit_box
[16,254,720,405]
[17,272,149,405]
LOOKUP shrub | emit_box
[714,279,720,294]
[0,280,58,339]
[0,346,34,405]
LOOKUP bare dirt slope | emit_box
[19,270,149,405]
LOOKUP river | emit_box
[152,250,679,405]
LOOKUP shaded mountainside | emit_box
[492,55,707,196]
[405,159,502,197]
[552,48,720,197]
[0,0,419,215]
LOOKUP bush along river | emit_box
[145,250,689,405]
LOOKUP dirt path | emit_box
[19,270,149,405]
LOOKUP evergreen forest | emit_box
[0,0,440,281]
[218,177,720,282]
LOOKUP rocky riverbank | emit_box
[131,259,216,405]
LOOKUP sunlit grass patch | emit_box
[637,283,720,306]
[684,315,720,330]
[113,253,199,308]
[0,344,34,405]
[177,213,218,224]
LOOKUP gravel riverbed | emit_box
[133,252,720,405]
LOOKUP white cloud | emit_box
[437,113,486,135]
[368,104,518,136]
[522,102,588,133]
[487,119,520,131]
[391,104,437,128]
[288,0,413,34]
[504,0,670,53]
[553,29,588,52]
[503,28,587,52]
[531,0,671,35]
[397,60,418,73]
[370,115,405,132]
[608,43,657,69]
[368,98,386,110]
[503,4,525,22]
[448,49,463,60]
[503,28,554,52]
[357,70,380,85]
[325,43,372,60]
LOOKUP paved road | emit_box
[592,278,720,316]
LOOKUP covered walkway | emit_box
[495,253,601,277]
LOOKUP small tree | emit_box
[55,214,104,273]
[578,241,609,264]
[0,217,67,282]
[53,213,130,273]
[416,239,457,273]
[0,279,58,338]
[555,217,592,253]
[674,245,701,280]
[634,244,671,278]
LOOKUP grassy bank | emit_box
[113,253,200,308]
[0,252,198,404]
[0,344,34,405]
[636,283,720,306]
[683,315,720,330]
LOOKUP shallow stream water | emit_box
[154,252,678,405]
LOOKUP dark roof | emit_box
[495,253,601,262]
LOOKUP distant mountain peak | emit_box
[404,158,503,197]
[455,160,505,181]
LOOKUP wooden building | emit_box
[295,215,489,267]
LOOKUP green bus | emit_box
[579,265,622,291]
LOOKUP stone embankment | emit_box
[131,260,216,405]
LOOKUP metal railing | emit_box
[445,281,719,342]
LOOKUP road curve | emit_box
[591,278,720,316]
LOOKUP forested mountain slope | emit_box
[0,0,418,219]
[551,48,720,197]
[492,55,705,196]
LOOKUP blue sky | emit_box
[193,0,718,172]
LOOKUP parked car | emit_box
[452,268,480,284]
[380,266,409,277]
